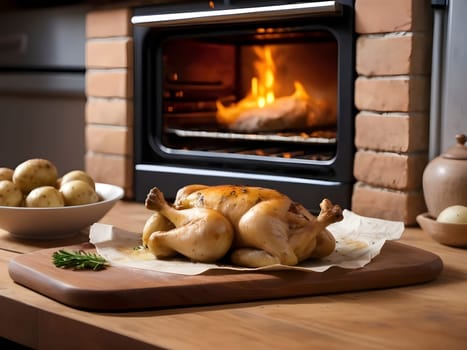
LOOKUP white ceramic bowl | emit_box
[0,183,124,240]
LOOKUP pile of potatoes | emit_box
[0,158,100,208]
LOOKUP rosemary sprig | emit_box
[52,249,108,271]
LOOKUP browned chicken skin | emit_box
[144,185,343,267]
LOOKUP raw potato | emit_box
[0,168,14,181]
[60,180,99,206]
[59,170,95,190]
[25,186,65,208]
[13,158,58,194]
[437,205,467,224]
[0,180,23,207]
[1,158,100,208]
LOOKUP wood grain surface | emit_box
[1,201,466,350]
[8,240,443,311]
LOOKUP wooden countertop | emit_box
[1,200,466,349]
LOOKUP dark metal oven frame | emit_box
[132,0,355,212]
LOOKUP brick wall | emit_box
[352,0,432,225]
[84,0,433,225]
[85,8,134,198]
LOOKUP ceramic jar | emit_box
[423,134,467,218]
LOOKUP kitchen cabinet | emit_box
[0,4,88,173]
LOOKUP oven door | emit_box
[132,1,355,211]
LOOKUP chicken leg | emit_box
[145,187,234,262]
[288,198,342,260]
[231,198,342,267]
[142,212,174,247]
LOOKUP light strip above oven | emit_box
[132,1,341,27]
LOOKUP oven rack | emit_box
[166,127,336,144]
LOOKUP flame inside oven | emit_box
[160,33,339,163]
[216,45,332,133]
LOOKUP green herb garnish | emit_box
[52,249,108,271]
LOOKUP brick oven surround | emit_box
[84,0,433,225]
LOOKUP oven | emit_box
[132,0,355,212]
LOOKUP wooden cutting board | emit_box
[8,241,443,311]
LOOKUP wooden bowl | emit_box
[417,213,467,248]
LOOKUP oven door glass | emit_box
[154,28,338,170]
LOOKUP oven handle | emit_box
[132,1,342,27]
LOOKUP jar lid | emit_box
[443,134,467,160]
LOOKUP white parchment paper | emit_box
[89,210,404,275]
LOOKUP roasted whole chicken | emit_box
[143,185,343,267]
